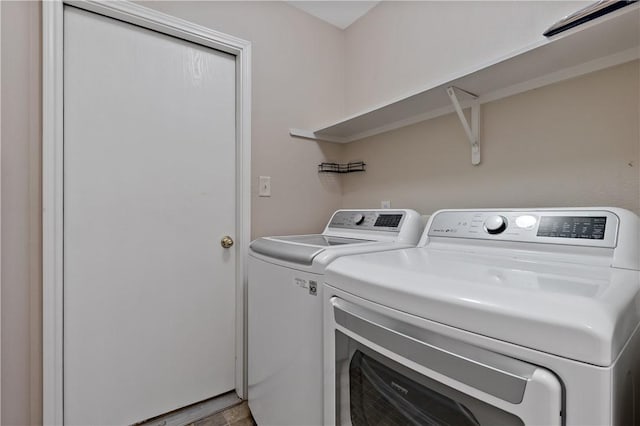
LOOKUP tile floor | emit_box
[189,401,256,426]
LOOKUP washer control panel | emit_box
[329,210,405,232]
[428,209,619,248]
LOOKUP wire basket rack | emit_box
[318,161,366,174]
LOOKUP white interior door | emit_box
[63,6,237,424]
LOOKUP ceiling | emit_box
[287,1,380,30]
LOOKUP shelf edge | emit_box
[301,3,639,139]
[481,47,640,104]
[290,4,639,144]
[339,103,464,143]
[289,128,348,143]
[294,48,639,144]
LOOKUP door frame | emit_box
[0,4,3,422]
[42,1,251,423]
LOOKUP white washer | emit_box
[323,207,640,426]
[248,209,423,426]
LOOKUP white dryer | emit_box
[248,209,423,426]
[323,208,640,426]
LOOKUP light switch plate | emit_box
[259,176,271,197]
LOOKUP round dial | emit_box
[353,213,365,225]
[484,215,507,234]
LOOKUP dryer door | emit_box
[325,295,563,426]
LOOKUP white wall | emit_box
[344,1,589,114]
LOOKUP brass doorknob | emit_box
[221,236,234,249]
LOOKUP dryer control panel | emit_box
[427,209,619,248]
[328,210,406,232]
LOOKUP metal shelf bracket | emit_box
[447,86,480,165]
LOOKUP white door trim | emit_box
[0,2,3,422]
[42,2,251,424]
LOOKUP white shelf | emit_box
[290,3,640,144]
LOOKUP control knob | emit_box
[484,215,507,234]
[353,213,365,225]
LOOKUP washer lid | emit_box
[275,234,372,247]
[249,235,372,265]
[324,248,640,366]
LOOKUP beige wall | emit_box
[1,1,42,425]
[142,1,347,238]
[340,1,638,215]
[341,61,640,214]
[344,1,589,114]
[1,1,639,425]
